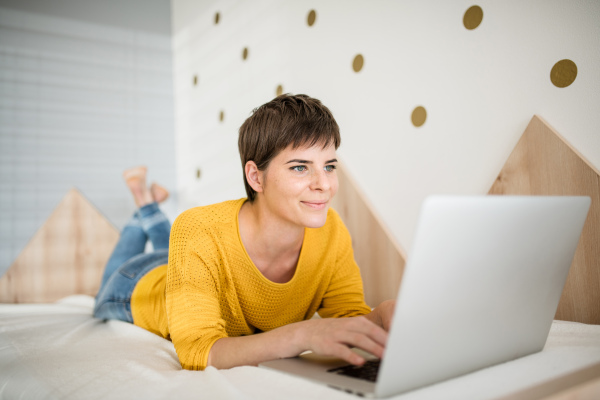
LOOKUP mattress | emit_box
[1,295,599,400]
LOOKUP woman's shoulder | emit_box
[174,198,246,229]
[170,199,246,248]
[169,199,247,261]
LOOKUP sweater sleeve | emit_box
[166,211,228,370]
[317,212,372,318]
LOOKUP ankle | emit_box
[130,185,154,208]
[150,183,169,204]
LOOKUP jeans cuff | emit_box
[137,205,169,232]
[124,214,142,228]
[137,202,160,218]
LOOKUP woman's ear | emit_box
[245,161,264,194]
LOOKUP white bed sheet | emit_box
[1,295,599,400]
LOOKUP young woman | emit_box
[94,94,395,371]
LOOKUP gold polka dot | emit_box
[242,47,249,60]
[463,5,483,30]
[219,110,225,122]
[307,10,316,27]
[276,85,283,96]
[352,54,364,73]
[551,59,577,88]
[196,169,201,179]
[193,75,198,86]
[411,106,427,127]
[214,12,220,25]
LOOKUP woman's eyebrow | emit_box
[285,158,338,164]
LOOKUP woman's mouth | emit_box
[301,201,328,210]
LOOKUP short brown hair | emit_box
[238,94,341,201]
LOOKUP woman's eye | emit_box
[325,165,337,172]
[291,165,307,172]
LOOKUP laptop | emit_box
[259,195,591,398]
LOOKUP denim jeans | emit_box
[94,202,170,322]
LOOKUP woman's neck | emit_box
[238,199,304,283]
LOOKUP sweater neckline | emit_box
[235,198,306,288]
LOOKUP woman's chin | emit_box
[301,212,329,229]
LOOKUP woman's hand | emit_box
[299,316,388,366]
[376,299,396,332]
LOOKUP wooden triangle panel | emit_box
[331,163,407,308]
[490,115,600,324]
[0,188,119,303]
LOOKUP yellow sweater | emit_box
[131,198,371,370]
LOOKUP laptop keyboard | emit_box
[327,359,381,382]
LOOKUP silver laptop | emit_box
[259,196,591,398]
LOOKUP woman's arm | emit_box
[208,314,388,369]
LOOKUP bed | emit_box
[1,295,599,400]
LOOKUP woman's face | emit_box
[260,143,338,229]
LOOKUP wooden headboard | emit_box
[489,115,599,324]
[0,188,118,303]
[333,115,599,325]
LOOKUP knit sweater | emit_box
[131,198,371,370]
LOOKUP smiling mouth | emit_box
[301,201,328,210]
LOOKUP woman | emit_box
[95,94,395,371]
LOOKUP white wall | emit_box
[0,2,175,275]
[172,0,600,253]
[0,0,171,35]
[172,0,301,211]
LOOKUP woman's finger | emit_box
[345,317,389,347]
[338,331,385,359]
[329,343,366,366]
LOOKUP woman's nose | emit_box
[310,169,331,191]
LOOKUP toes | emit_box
[123,166,148,182]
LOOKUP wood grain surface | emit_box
[0,188,119,303]
[490,115,600,324]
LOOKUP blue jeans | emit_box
[94,202,170,322]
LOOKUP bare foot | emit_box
[150,183,169,204]
[123,166,154,208]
